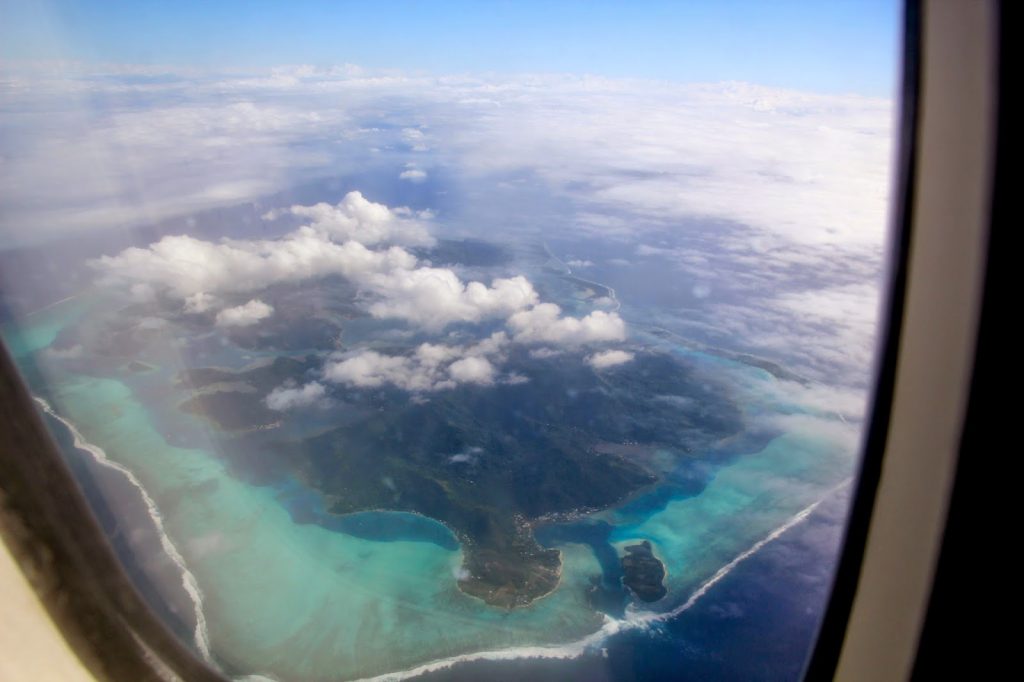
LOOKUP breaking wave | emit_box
[355,484,844,682]
[33,397,214,665]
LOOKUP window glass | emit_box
[0,2,900,680]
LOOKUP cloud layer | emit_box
[92,198,546,332]
[87,181,635,398]
[0,66,891,254]
[94,228,415,299]
[0,64,892,394]
[91,189,629,347]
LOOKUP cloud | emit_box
[94,228,416,299]
[92,191,538,332]
[468,331,510,357]
[445,79,892,251]
[262,191,434,246]
[215,299,273,327]
[763,412,863,454]
[129,283,157,302]
[306,300,624,393]
[706,280,881,386]
[2,66,889,394]
[587,349,635,369]
[325,350,429,390]
[184,292,217,313]
[507,303,626,346]
[399,169,428,183]
[365,271,538,331]
[95,229,537,331]
[0,91,342,245]
[447,356,496,385]
[1,68,890,255]
[635,244,673,257]
[762,379,869,424]
[323,332,508,392]
[401,127,430,151]
[137,316,169,330]
[265,381,327,410]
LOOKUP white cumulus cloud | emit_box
[399,169,428,183]
[323,333,508,392]
[587,349,635,369]
[215,299,273,327]
[93,228,416,299]
[401,127,429,151]
[265,381,327,410]
[507,303,626,346]
[184,292,217,313]
[93,197,539,332]
[365,271,538,331]
[263,191,434,247]
[447,356,496,385]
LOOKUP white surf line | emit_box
[23,293,85,317]
[539,241,571,275]
[646,478,850,624]
[569,273,621,312]
[541,241,622,312]
[356,481,850,682]
[33,396,215,665]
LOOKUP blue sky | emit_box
[1,0,900,95]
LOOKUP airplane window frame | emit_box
[800,0,922,675]
[0,1,1001,679]
[807,0,999,678]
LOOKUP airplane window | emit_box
[0,2,902,680]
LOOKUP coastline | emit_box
[540,241,622,313]
[25,370,853,681]
[23,293,86,318]
[33,396,215,666]
[32,395,595,678]
[354,487,839,682]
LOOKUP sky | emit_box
[0,0,901,96]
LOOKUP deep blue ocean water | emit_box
[419,489,849,682]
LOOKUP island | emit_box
[177,347,742,608]
[621,540,667,602]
